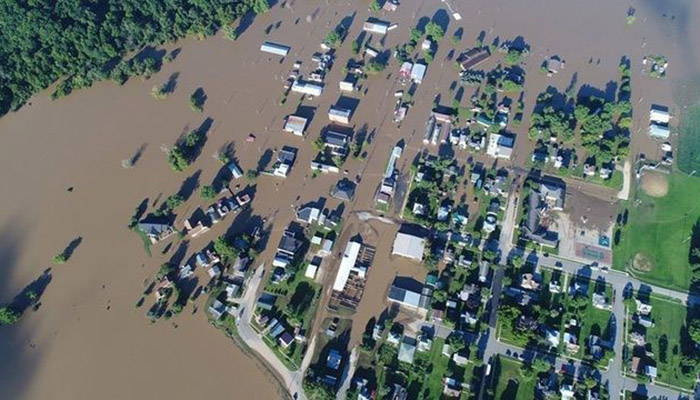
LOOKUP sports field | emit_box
[613,172,700,291]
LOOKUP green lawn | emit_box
[491,356,536,400]
[640,295,696,390]
[613,172,700,291]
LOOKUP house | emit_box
[387,331,402,346]
[417,334,433,352]
[457,47,491,70]
[278,332,294,348]
[540,182,564,210]
[583,163,596,176]
[284,115,308,136]
[391,384,408,400]
[296,206,321,224]
[339,79,356,92]
[392,232,426,261]
[421,39,432,50]
[398,337,417,364]
[227,161,244,179]
[635,299,653,315]
[318,238,334,257]
[452,352,469,366]
[383,0,399,11]
[257,293,276,310]
[443,377,462,398]
[592,293,609,309]
[363,19,390,35]
[546,57,564,75]
[326,349,343,370]
[545,328,560,347]
[486,133,515,159]
[516,315,539,331]
[521,273,541,291]
[305,262,319,279]
[331,178,356,201]
[629,331,646,346]
[645,365,658,379]
[411,63,427,84]
[560,385,576,400]
[291,80,324,96]
[412,202,426,216]
[387,277,431,311]
[273,146,297,178]
[260,41,290,57]
[137,216,175,243]
[273,230,302,267]
[323,131,349,156]
[208,300,227,320]
[329,106,352,124]
[637,314,654,328]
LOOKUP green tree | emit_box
[200,185,217,200]
[689,319,700,345]
[52,253,67,264]
[424,22,444,40]
[323,30,341,48]
[369,0,381,12]
[245,169,258,182]
[251,0,270,14]
[223,25,238,41]
[165,194,184,210]
[0,307,20,325]
[366,60,387,74]
[168,147,190,171]
[213,236,239,264]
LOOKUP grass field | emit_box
[638,295,696,390]
[613,172,700,291]
[677,104,700,175]
[491,356,536,400]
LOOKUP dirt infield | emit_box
[640,171,669,197]
[632,253,654,272]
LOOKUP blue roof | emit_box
[498,135,515,148]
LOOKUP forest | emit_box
[0,0,268,116]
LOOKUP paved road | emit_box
[236,265,307,400]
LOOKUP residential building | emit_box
[329,106,352,124]
[284,115,308,136]
[398,336,417,364]
[411,63,427,84]
[457,47,491,70]
[137,216,174,243]
[363,19,390,34]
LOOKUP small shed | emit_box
[339,80,355,92]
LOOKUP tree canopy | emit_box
[0,0,267,117]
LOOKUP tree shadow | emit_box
[235,11,257,38]
[163,72,179,94]
[256,148,274,172]
[177,170,201,202]
[129,143,148,166]
[60,237,83,261]
[6,268,53,315]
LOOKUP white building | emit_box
[332,241,364,291]
[486,133,514,159]
[392,232,425,261]
[260,41,290,57]
[649,105,670,124]
[411,63,427,84]
[649,123,670,139]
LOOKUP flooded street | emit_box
[1,0,699,398]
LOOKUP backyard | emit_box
[489,356,536,400]
[626,294,697,391]
[613,172,700,291]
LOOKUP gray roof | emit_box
[278,232,302,255]
[398,337,417,364]
[388,278,430,309]
[392,232,425,260]
[137,217,172,237]
[324,131,348,147]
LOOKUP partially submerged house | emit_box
[284,115,308,136]
[363,19,390,35]
[328,106,352,125]
[411,63,427,84]
[138,216,175,244]
[457,47,491,70]
[523,180,565,247]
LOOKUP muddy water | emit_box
[0,0,697,398]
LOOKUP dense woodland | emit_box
[0,0,268,116]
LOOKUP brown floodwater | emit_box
[1,0,698,398]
